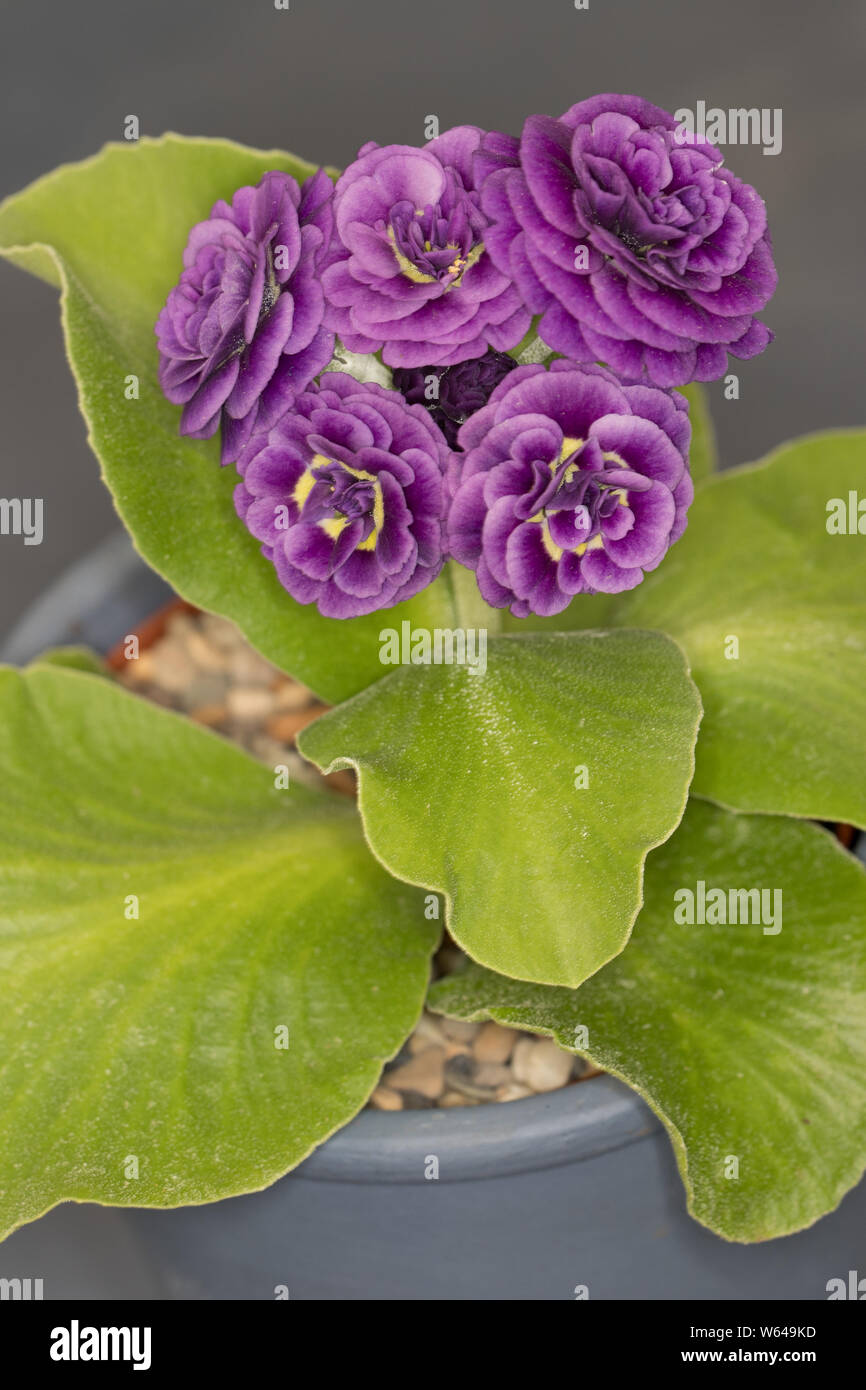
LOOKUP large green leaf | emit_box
[299,631,702,987]
[619,432,866,824]
[504,432,866,825]
[0,664,435,1241]
[0,136,456,704]
[430,799,866,1242]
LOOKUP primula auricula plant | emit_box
[0,94,864,1247]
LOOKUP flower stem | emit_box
[444,559,503,633]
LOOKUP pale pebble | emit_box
[512,1037,574,1092]
[473,1022,518,1064]
[369,1086,403,1111]
[387,1050,445,1099]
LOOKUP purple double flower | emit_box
[448,360,693,616]
[392,348,518,448]
[233,373,448,618]
[320,127,530,367]
[156,169,335,464]
[481,94,776,386]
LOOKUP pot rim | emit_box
[0,530,173,667]
[302,1074,657,1183]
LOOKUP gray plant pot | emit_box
[3,532,865,1301]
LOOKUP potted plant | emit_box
[1,94,864,1301]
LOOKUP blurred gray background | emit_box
[1,0,865,639]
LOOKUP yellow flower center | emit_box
[387,226,484,290]
[294,454,385,553]
[528,438,629,560]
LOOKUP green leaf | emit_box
[678,381,717,484]
[299,631,702,987]
[618,432,866,825]
[0,136,456,705]
[504,431,866,826]
[429,799,866,1242]
[0,664,435,1241]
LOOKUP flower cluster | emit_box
[157,94,776,617]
